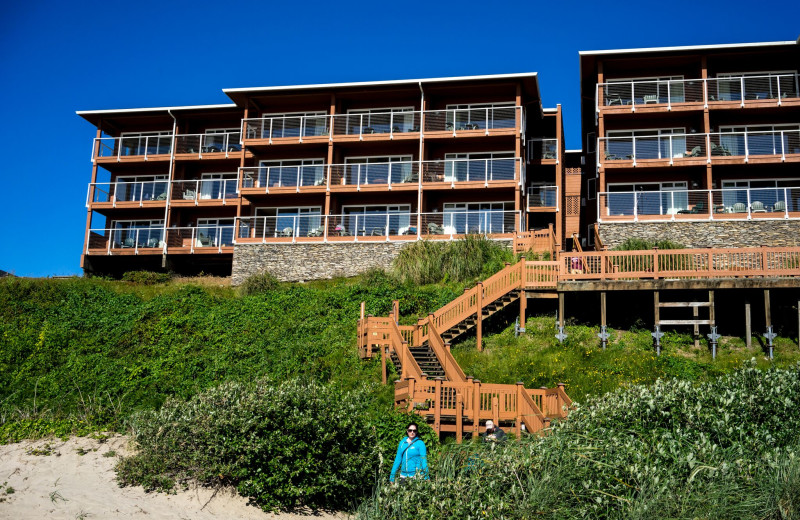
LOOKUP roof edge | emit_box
[76,103,238,116]
[579,40,797,57]
[223,72,539,94]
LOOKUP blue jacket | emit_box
[389,437,428,482]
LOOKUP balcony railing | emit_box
[86,227,165,253]
[597,73,800,110]
[598,186,800,222]
[527,186,559,210]
[234,210,521,242]
[171,178,238,202]
[599,129,800,166]
[240,165,328,191]
[87,225,235,254]
[93,135,173,160]
[242,107,521,142]
[87,180,169,205]
[164,225,235,252]
[420,158,518,184]
[527,139,558,161]
[174,132,242,155]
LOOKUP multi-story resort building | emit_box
[580,40,800,248]
[80,74,571,278]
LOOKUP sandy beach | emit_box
[0,435,345,520]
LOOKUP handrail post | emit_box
[406,377,415,412]
[515,381,524,437]
[455,391,463,443]
[401,340,410,380]
[380,345,387,384]
[476,282,484,351]
[472,379,482,439]
[653,247,659,279]
[434,377,443,437]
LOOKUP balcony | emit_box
[233,210,520,243]
[598,186,800,222]
[527,139,558,162]
[241,107,521,145]
[598,129,800,168]
[93,135,173,162]
[527,186,559,212]
[597,73,800,113]
[174,132,242,158]
[86,224,235,255]
[239,164,328,194]
[88,177,238,208]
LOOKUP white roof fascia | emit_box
[565,149,583,153]
[223,72,538,94]
[76,103,238,115]
[579,40,796,56]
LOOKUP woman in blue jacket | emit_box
[389,422,429,482]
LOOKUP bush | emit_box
[117,379,381,512]
[393,236,514,285]
[239,271,280,295]
[613,237,685,251]
[121,271,172,285]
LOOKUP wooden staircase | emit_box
[358,260,571,440]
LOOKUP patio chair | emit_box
[685,146,702,157]
[306,228,323,237]
[427,222,445,235]
[605,94,623,106]
[121,237,135,248]
[183,189,196,200]
[689,201,707,214]
[370,228,385,236]
[710,142,732,156]
[146,237,159,248]
[643,94,659,104]
[774,200,787,212]
[750,201,766,213]
[280,227,294,237]
[732,202,747,213]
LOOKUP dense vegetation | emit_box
[357,364,800,519]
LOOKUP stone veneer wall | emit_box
[232,240,513,284]
[598,220,800,249]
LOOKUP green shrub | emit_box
[393,236,513,285]
[238,271,280,295]
[613,237,685,251]
[117,378,381,512]
[121,271,172,285]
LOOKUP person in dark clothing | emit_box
[481,420,507,444]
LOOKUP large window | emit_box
[345,107,415,134]
[344,155,413,185]
[199,173,238,200]
[111,220,164,248]
[196,218,234,246]
[605,76,685,105]
[253,207,322,237]
[119,131,172,156]
[442,202,515,234]
[444,102,516,130]
[444,152,515,182]
[255,159,325,188]
[341,205,412,236]
[114,175,168,201]
[714,71,798,101]
[606,128,686,160]
[606,183,688,216]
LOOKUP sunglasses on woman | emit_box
[407,429,417,433]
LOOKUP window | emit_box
[605,76,684,105]
[344,156,413,185]
[254,207,322,237]
[255,158,325,188]
[442,202,515,234]
[199,173,238,200]
[715,71,798,101]
[114,175,168,202]
[445,102,516,130]
[203,128,241,152]
[606,128,686,160]
[346,107,415,134]
[443,152,515,182]
[341,205,412,236]
[259,111,328,138]
[119,131,172,156]
[719,125,800,156]
[606,182,688,216]
[587,178,596,201]
[111,220,164,248]
[196,218,235,246]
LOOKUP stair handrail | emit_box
[389,319,425,380]
[518,386,548,433]
[427,318,467,382]
[420,286,478,345]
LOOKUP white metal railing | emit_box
[420,158,519,185]
[597,73,800,111]
[164,225,235,252]
[527,139,558,161]
[86,227,166,254]
[86,180,169,206]
[171,177,238,202]
[93,135,173,160]
[174,132,242,156]
[599,129,800,165]
[527,186,559,210]
[240,164,328,191]
[242,107,522,142]
[234,210,521,242]
[597,186,800,222]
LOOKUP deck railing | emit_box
[93,135,173,160]
[86,225,235,254]
[174,132,241,155]
[598,186,800,222]
[527,185,559,210]
[599,129,800,165]
[240,165,328,190]
[597,73,800,110]
[331,111,422,137]
[514,226,555,255]
[164,225,235,252]
[243,113,330,141]
[87,180,168,205]
[170,177,238,202]
[86,227,166,253]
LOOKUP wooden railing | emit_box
[394,377,571,440]
[593,222,606,251]
[514,224,556,256]
[427,318,467,382]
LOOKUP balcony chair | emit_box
[710,143,732,156]
[750,201,767,213]
[370,228,386,236]
[121,237,135,248]
[774,200,787,212]
[605,94,624,106]
[183,189,196,200]
[306,228,323,237]
[689,202,707,214]
[156,192,168,201]
[196,233,213,247]
[643,94,659,104]
[280,227,294,237]
[427,222,445,235]
[146,237,159,248]
[732,202,747,213]
[685,146,702,157]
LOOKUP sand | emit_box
[0,435,345,520]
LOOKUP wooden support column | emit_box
[600,291,607,328]
[434,377,443,437]
[709,290,715,328]
[380,346,387,385]
[519,256,527,328]
[701,56,713,190]
[515,382,524,438]
[765,289,772,332]
[476,282,484,351]
[654,291,660,327]
[455,392,463,444]
[236,106,249,221]
[472,379,481,439]
[745,301,752,349]
[558,292,565,329]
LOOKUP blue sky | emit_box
[1,0,797,277]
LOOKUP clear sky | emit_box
[1,0,797,277]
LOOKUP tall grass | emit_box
[392,235,514,285]
[613,237,685,250]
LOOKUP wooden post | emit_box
[745,302,752,349]
[491,395,500,426]
[434,377,442,437]
[709,291,715,328]
[407,377,416,412]
[476,282,484,351]
[600,291,607,328]
[401,341,409,380]
[472,379,481,439]
[764,290,772,331]
[392,300,399,323]
[519,256,527,329]
[455,392,463,444]
[693,305,700,349]
[515,381,524,438]
[558,292,565,329]
[654,291,660,327]
[360,301,365,320]
[381,346,387,385]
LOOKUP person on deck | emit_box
[389,422,429,483]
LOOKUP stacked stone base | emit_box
[598,220,800,249]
